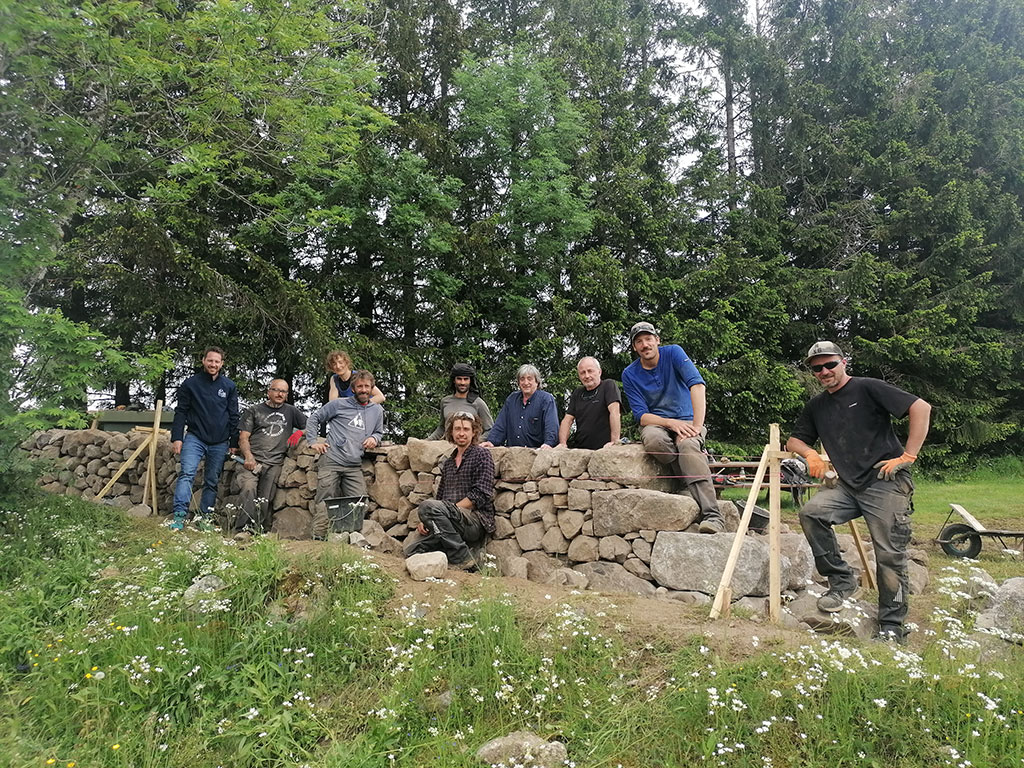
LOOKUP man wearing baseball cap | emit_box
[786,341,931,644]
[621,322,725,533]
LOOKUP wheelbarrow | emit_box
[936,503,1024,559]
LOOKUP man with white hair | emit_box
[481,364,558,449]
[558,357,621,450]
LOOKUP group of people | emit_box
[168,322,930,644]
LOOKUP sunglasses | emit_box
[810,360,842,373]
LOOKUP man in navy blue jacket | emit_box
[480,364,558,449]
[169,347,239,530]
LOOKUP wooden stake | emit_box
[848,520,877,591]
[768,424,782,622]
[94,440,151,501]
[709,442,771,619]
[147,401,163,515]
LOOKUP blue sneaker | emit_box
[168,517,185,531]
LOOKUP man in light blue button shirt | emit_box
[481,364,558,449]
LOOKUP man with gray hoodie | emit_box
[304,369,384,539]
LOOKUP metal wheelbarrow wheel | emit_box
[939,523,982,559]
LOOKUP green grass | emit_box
[2,481,1023,768]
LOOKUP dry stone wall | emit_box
[23,430,819,601]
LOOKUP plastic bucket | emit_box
[323,496,368,533]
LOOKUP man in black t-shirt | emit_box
[558,357,622,450]
[786,342,931,644]
[235,379,307,532]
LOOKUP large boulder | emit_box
[500,448,536,482]
[574,561,656,597]
[476,731,568,768]
[558,448,591,478]
[586,445,673,492]
[385,445,410,471]
[975,577,1024,642]
[406,552,448,581]
[368,461,402,510]
[515,521,547,551]
[592,489,699,536]
[406,438,452,472]
[521,551,563,583]
[650,531,765,596]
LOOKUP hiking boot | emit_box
[873,625,907,645]
[816,587,861,613]
[450,556,479,573]
[698,517,726,534]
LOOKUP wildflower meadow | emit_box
[1,489,1022,767]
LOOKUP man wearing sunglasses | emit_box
[786,341,931,644]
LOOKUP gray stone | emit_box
[475,731,568,768]
[360,519,404,555]
[546,568,589,589]
[623,558,652,581]
[667,590,712,606]
[779,534,816,590]
[975,577,1024,642]
[504,556,530,580]
[493,515,515,539]
[272,507,312,539]
[515,521,547,551]
[733,596,768,617]
[541,526,570,554]
[557,509,585,539]
[592,489,699,536]
[559,449,591,478]
[485,538,524,567]
[541,510,558,529]
[537,476,569,495]
[632,537,653,563]
[567,535,599,563]
[599,535,632,563]
[586,445,673,491]
[530,451,557,480]
[552,493,568,508]
[398,469,417,495]
[368,461,402,510]
[522,551,562,583]
[570,479,611,491]
[567,488,591,511]
[386,445,411,471]
[348,532,370,548]
[406,438,452,473]
[499,447,536,482]
[105,432,130,455]
[406,552,448,581]
[574,561,657,597]
[126,503,152,518]
[650,531,766,596]
[372,508,399,529]
[522,497,554,524]
[908,560,929,595]
[494,490,517,514]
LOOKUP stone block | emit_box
[499,448,536,481]
[407,552,448,580]
[592,489,699,536]
[272,507,312,539]
[495,491,516,514]
[632,537,653,563]
[567,535,599,562]
[486,538,523,566]
[541,526,570,554]
[547,568,589,589]
[574,561,656,597]
[368,461,402,510]
[599,535,632,563]
[623,558,652,581]
[493,515,515,540]
[557,509,585,539]
[537,476,569,495]
[522,551,562,583]
[406,438,452,472]
[504,557,530,580]
[515,521,547,551]
[587,445,673,491]
[386,445,411,471]
[559,449,591,478]
[522,497,554,524]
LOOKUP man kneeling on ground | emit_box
[404,412,495,571]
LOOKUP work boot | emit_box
[698,517,726,534]
[450,556,479,573]
[816,586,861,613]
[873,625,907,646]
[168,514,186,531]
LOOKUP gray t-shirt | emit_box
[239,402,307,465]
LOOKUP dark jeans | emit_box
[404,499,485,565]
[233,463,283,532]
[799,472,914,630]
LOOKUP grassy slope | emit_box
[1,475,1022,768]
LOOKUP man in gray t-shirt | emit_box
[427,363,494,440]
[235,379,307,532]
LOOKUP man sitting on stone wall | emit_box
[304,370,384,540]
[234,378,306,533]
[621,321,724,534]
[558,356,622,450]
[404,412,495,571]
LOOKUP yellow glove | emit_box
[802,450,827,479]
[874,452,916,480]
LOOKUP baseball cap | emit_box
[628,321,658,346]
[804,341,844,364]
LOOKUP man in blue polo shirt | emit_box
[621,322,724,533]
[170,347,239,531]
[481,364,558,449]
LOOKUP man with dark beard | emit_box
[427,363,494,441]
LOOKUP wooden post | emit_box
[848,520,877,591]
[94,440,151,501]
[146,401,163,514]
[768,424,782,622]
[709,443,771,619]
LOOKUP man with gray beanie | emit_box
[786,341,931,644]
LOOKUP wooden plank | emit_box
[768,424,782,622]
[849,521,876,591]
[94,440,150,500]
[710,443,771,619]
[146,401,163,515]
[950,503,987,532]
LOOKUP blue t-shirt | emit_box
[622,344,705,421]
[489,390,558,447]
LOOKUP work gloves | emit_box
[874,452,917,480]
[287,429,303,447]
[801,450,827,479]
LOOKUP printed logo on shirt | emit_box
[848,402,858,408]
[349,412,365,430]
[264,412,286,437]
[218,389,227,398]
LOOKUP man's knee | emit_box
[640,426,675,464]
[417,499,447,523]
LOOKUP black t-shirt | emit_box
[239,402,307,465]
[566,379,621,450]
[790,377,919,491]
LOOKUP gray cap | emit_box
[629,321,659,346]
[804,341,844,364]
